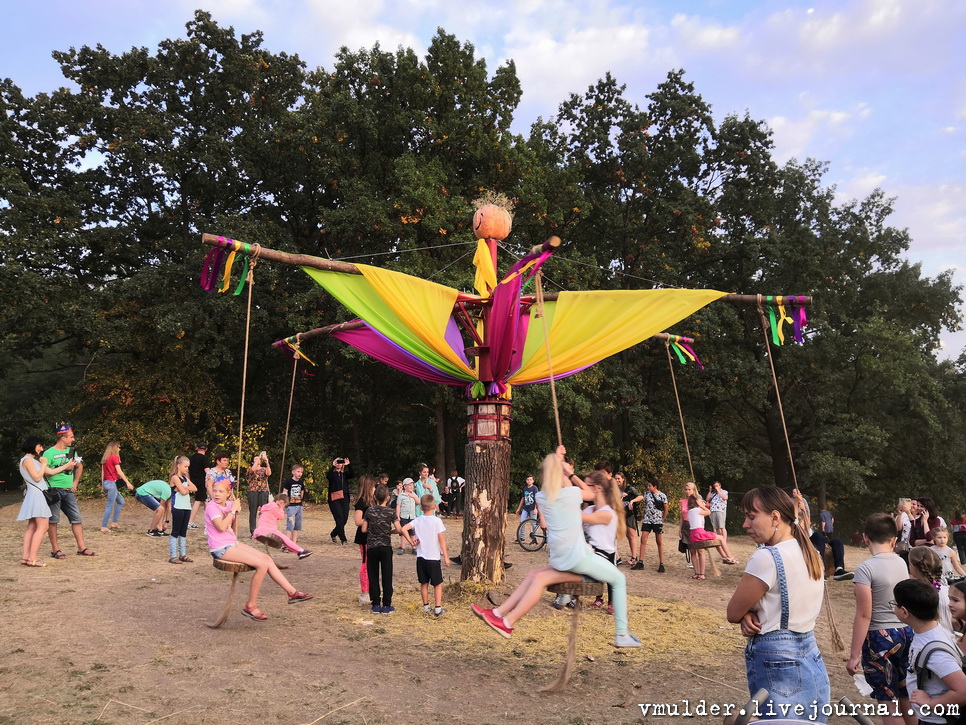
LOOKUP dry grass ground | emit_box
[0,497,873,724]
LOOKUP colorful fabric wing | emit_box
[509,289,727,385]
[472,240,498,298]
[302,264,477,383]
[332,325,468,385]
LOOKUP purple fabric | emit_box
[520,364,593,386]
[678,342,705,370]
[201,247,227,291]
[444,317,471,366]
[332,326,466,386]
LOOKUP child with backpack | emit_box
[893,578,966,723]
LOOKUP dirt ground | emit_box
[0,497,873,725]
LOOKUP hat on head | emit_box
[402,477,414,485]
[196,442,208,450]
[55,421,72,434]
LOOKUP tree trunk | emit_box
[460,399,512,583]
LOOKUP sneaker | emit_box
[410,548,417,555]
[397,547,405,555]
[297,550,313,560]
[630,560,644,570]
[433,607,446,617]
[615,557,624,567]
[287,590,313,604]
[381,605,395,614]
[687,564,694,569]
[566,600,576,610]
[331,537,339,545]
[371,604,381,614]
[657,563,666,573]
[480,608,513,638]
[590,599,604,610]
[187,523,200,529]
[614,632,643,648]
[606,603,614,615]
[423,604,432,614]
[833,568,855,581]
[146,529,163,537]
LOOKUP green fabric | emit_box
[43,446,75,489]
[136,480,171,500]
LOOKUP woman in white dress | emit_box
[18,436,75,567]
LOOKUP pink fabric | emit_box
[252,526,301,552]
[690,527,716,543]
[205,500,237,550]
[256,501,285,530]
[359,544,369,593]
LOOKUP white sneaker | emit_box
[614,633,643,648]
[359,593,370,605]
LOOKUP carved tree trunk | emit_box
[460,399,512,583]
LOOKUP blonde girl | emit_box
[582,470,626,611]
[930,527,966,583]
[727,487,830,722]
[909,545,953,632]
[100,440,134,532]
[472,446,641,647]
[168,456,196,564]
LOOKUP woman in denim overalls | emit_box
[727,487,831,722]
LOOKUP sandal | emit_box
[24,560,47,568]
[51,550,67,560]
[723,558,738,565]
[76,548,98,557]
[179,555,193,563]
[168,557,182,564]
[241,606,268,621]
[287,590,313,604]
[690,574,706,580]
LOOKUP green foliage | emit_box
[0,13,963,540]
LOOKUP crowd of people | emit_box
[16,424,966,721]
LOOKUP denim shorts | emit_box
[745,629,831,722]
[136,493,162,511]
[48,489,82,525]
[210,545,234,560]
[862,626,913,701]
[285,505,303,531]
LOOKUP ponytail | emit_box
[743,486,822,581]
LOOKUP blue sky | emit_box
[2,0,964,357]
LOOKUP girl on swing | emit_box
[471,445,642,648]
[205,481,313,621]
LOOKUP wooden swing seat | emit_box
[687,538,723,577]
[541,580,607,693]
[207,559,255,628]
[254,533,289,569]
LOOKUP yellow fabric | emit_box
[356,265,476,377]
[472,240,497,297]
[510,289,728,384]
[219,250,236,293]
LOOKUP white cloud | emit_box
[668,13,740,51]
[768,107,863,163]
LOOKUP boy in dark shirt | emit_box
[282,465,306,548]
[362,484,414,615]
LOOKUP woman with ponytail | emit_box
[726,486,830,722]
[582,470,626,612]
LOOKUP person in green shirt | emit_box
[44,422,97,558]
[136,479,172,537]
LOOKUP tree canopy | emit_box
[1,11,962,531]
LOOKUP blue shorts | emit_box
[210,545,234,560]
[136,493,162,511]
[285,505,303,531]
[862,626,912,701]
[47,489,82,525]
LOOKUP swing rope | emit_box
[534,270,562,448]
[233,244,261,485]
[756,296,844,650]
[277,334,301,495]
[665,340,696,483]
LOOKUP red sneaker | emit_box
[481,608,513,639]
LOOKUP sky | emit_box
[2,0,964,358]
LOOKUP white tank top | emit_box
[583,504,617,554]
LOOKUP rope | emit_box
[233,247,260,486]
[333,240,474,261]
[277,334,300,494]
[756,295,798,490]
[534,270,562,448]
[665,340,696,482]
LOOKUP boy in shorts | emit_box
[847,513,915,724]
[282,464,306,547]
[637,480,668,572]
[403,494,451,617]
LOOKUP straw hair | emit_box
[102,440,121,465]
[169,455,189,478]
[587,470,626,540]
[540,453,564,502]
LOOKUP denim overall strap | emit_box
[765,545,789,630]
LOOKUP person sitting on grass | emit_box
[205,482,312,621]
[471,446,642,648]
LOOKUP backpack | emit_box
[911,639,966,724]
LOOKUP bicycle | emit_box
[516,517,547,551]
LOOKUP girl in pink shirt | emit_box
[205,482,313,621]
[251,494,312,560]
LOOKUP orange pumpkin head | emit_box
[472,204,513,241]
